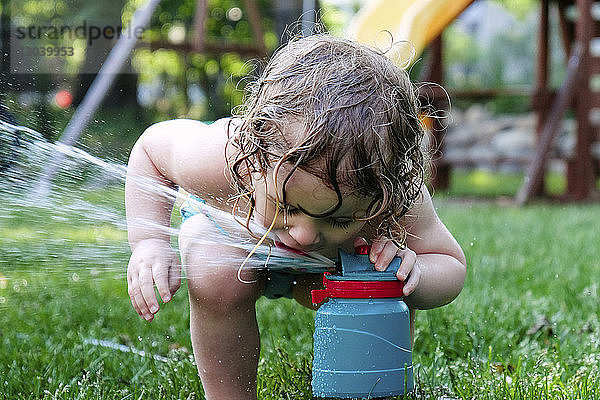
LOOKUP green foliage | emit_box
[7,0,125,74]
[2,0,287,146]
[443,11,536,91]
[442,24,482,88]
[131,0,275,121]
[491,0,537,19]
[442,170,567,198]
[442,1,565,114]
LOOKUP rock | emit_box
[463,104,491,124]
[467,143,497,166]
[438,106,587,172]
[556,134,575,158]
[448,109,464,126]
[477,119,513,143]
[442,147,470,165]
[446,125,479,147]
[589,107,600,126]
[490,128,535,157]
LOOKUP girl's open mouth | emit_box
[274,241,309,256]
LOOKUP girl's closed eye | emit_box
[329,217,354,229]
[285,205,302,216]
[286,205,353,229]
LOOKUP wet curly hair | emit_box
[226,33,428,245]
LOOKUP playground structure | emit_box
[349,0,600,204]
[518,0,600,204]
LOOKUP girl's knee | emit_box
[179,215,264,310]
[178,214,213,258]
[186,264,264,311]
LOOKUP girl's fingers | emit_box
[403,263,421,297]
[128,273,147,318]
[353,237,368,248]
[396,248,417,281]
[130,297,141,317]
[168,262,182,300]
[363,238,420,295]
[152,263,171,304]
[370,239,386,264]
[374,241,399,271]
[126,280,140,315]
[138,267,157,320]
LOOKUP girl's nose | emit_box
[287,221,320,247]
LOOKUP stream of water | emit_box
[0,119,334,300]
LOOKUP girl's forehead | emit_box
[271,166,369,215]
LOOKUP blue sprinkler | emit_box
[311,244,414,398]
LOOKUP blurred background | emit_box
[0,0,561,162]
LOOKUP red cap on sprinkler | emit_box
[311,244,405,305]
[311,274,405,304]
[354,244,371,255]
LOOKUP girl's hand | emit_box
[353,237,421,297]
[127,239,181,321]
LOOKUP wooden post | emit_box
[426,36,450,190]
[242,0,267,56]
[567,0,595,199]
[516,43,583,205]
[531,0,550,198]
[192,0,267,56]
[557,2,574,58]
[192,0,207,53]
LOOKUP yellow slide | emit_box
[347,0,474,65]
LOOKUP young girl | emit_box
[125,34,466,399]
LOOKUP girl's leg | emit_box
[179,215,265,400]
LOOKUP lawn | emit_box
[1,171,599,399]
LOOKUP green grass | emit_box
[1,172,600,399]
[439,170,570,198]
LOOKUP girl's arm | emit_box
[126,118,232,247]
[368,186,466,310]
[125,118,232,320]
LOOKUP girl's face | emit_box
[253,165,370,257]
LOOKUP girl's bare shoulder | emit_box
[139,117,239,198]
